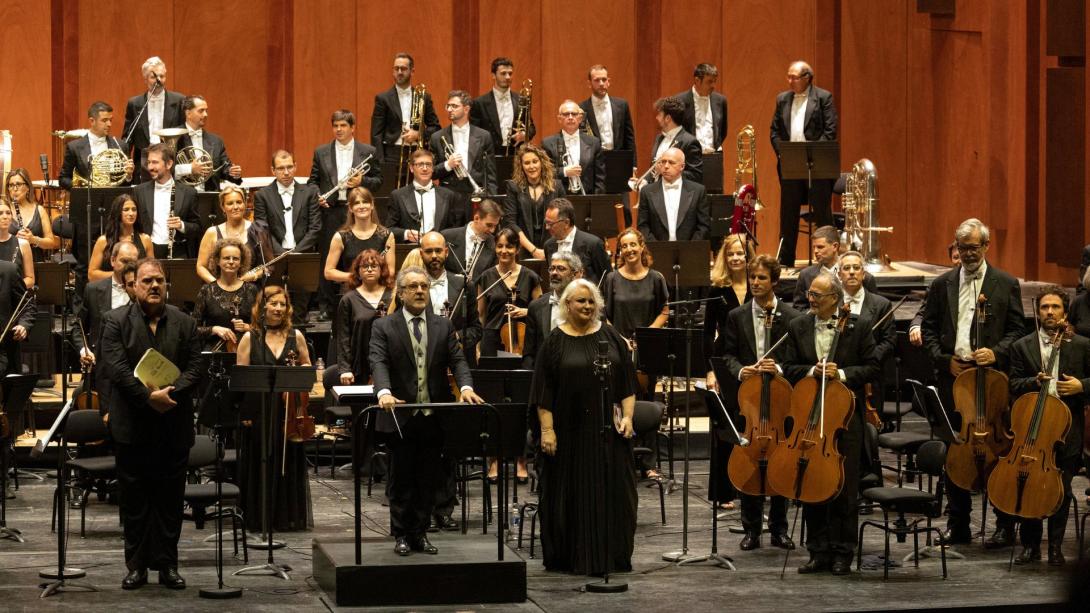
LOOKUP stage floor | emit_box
[0,410,1081,612]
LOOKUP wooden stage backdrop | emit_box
[0,0,1086,283]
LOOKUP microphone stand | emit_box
[122,80,160,145]
[585,339,627,593]
[199,352,242,599]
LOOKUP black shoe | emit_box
[411,535,438,554]
[1048,544,1065,566]
[937,527,972,545]
[394,536,411,556]
[1013,546,1041,565]
[157,567,185,589]
[798,554,830,574]
[984,528,1015,550]
[830,555,852,576]
[122,568,147,590]
[739,533,761,551]
[770,532,796,550]
[433,515,458,531]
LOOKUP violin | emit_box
[74,320,101,415]
[767,303,856,504]
[282,348,315,447]
[729,305,793,496]
[225,295,241,353]
[987,322,1072,519]
[947,293,1013,492]
[863,383,882,429]
[499,284,526,355]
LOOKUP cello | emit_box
[767,303,856,504]
[728,305,793,497]
[946,293,1013,492]
[987,322,1072,519]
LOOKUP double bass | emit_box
[728,305,793,496]
[767,304,856,504]
[987,322,1072,519]
[946,294,1013,492]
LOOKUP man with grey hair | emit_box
[676,63,728,153]
[636,146,710,241]
[542,100,605,195]
[123,56,186,184]
[920,218,1024,548]
[522,252,584,368]
[838,250,895,426]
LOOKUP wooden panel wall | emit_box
[4,0,1088,283]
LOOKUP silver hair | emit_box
[955,218,990,244]
[141,56,165,77]
[550,251,584,273]
[839,250,864,265]
[557,99,583,114]
[791,60,814,79]
[558,278,605,323]
[396,266,428,290]
[814,270,844,303]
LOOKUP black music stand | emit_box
[476,356,523,371]
[493,156,515,192]
[393,243,418,269]
[196,192,225,233]
[779,141,840,189]
[68,187,131,265]
[601,150,636,194]
[373,196,391,225]
[519,258,545,282]
[162,258,201,312]
[648,240,711,302]
[268,253,321,297]
[707,194,735,252]
[568,195,627,239]
[34,262,69,395]
[702,152,724,194]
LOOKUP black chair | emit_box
[53,409,117,537]
[633,400,666,525]
[877,379,936,487]
[856,440,949,579]
[182,436,248,562]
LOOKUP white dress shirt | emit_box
[790,86,810,142]
[395,85,413,145]
[955,262,987,360]
[88,134,109,158]
[335,140,354,201]
[656,125,683,161]
[279,183,296,250]
[563,131,581,167]
[661,177,683,241]
[548,292,562,331]
[810,314,846,381]
[111,278,132,310]
[751,297,779,359]
[1037,329,1061,396]
[844,287,866,315]
[494,87,514,145]
[414,181,436,233]
[557,226,577,254]
[447,124,471,172]
[151,178,174,244]
[428,271,448,315]
[692,86,715,152]
[464,224,485,267]
[147,92,165,144]
[592,95,614,150]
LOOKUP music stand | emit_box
[648,240,711,301]
[601,150,636,194]
[568,195,627,240]
[196,192,224,233]
[707,194,735,252]
[393,243,418,269]
[779,141,841,189]
[519,258,545,282]
[702,152,724,194]
[265,253,321,296]
[33,261,69,393]
[376,161,400,197]
[68,187,131,265]
[162,258,201,311]
[476,356,523,371]
[373,196,391,225]
[493,155,515,191]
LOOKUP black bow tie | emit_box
[415,188,429,195]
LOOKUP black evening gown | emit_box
[477,265,541,357]
[238,332,313,532]
[530,323,638,574]
[703,283,749,505]
[193,281,259,349]
[335,287,393,382]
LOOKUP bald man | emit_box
[636,147,709,241]
[541,100,606,195]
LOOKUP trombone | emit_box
[440,136,485,196]
[507,79,533,156]
[397,84,427,189]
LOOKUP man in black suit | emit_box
[1008,287,1089,566]
[522,252,583,369]
[59,101,134,190]
[76,241,139,365]
[542,100,605,195]
[676,63,728,153]
[580,64,637,161]
[542,198,610,285]
[369,53,441,165]
[369,266,484,555]
[920,218,1025,547]
[838,251,896,427]
[636,147,709,241]
[635,96,701,188]
[132,144,200,259]
[254,150,321,255]
[908,241,959,346]
[770,60,838,268]
[122,56,185,184]
[388,149,461,242]
[431,90,498,199]
[440,199,502,280]
[471,57,535,153]
[173,95,242,192]
[309,108,383,319]
[792,226,877,310]
[783,271,879,575]
[713,255,799,551]
[101,259,206,590]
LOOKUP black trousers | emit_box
[115,442,189,571]
[433,456,458,520]
[317,203,348,313]
[387,412,444,538]
[777,177,833,267]
[741,494,788,536]
[803,410,861,556]
[1019,460,1078,547]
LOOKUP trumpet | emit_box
[507,79,533,155]
[558,137,583,195]
[397,84,427,189]
[628,138,675,192]
[320,154,372,202]
[440,136,485,196]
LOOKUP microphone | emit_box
[39,154,50,182]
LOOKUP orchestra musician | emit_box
[173,95,242,193]
[542,198,610,286]
[431,90,498,202]
[676,63,728,154]
[369,266,484,556]
[196,186,271,284]
[1007,287,1089,566]
[440,199,501,280]
[791,225,876,311]
[471,57,535,150]
[782,271,878,575]
[193,238,258,350]
[336,250,394,387]
[88,194,153,282]
[0,200,35,289]
[601,228,669,348]
[0,257,33,380]
[100,259,206,590]
[522,252,583,370]
[920,218,1025,547]
[387,149,462,243]
[908,241,959,346]
[541,101,605,195]
[636,147,710,242]
[6,168,60,261]
[645,96,702,185]
[770,60,838,268]
[122,56,185,183]
[132,143,199,260]
[579,64,637,161]
[504,144,565,259]
[59,101,134,190]
[324,187,396,310]
[1071,268,1090,338]
[476,227,542,360]
[419,231,482,365]
[837,251,896,423]
[77,241,139,372]
[369,54,441,164]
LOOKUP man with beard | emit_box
[522,252,584,369]
[419,231,482,364]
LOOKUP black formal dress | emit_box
[336,288,393,383]
[238,331,313,532]
[12,205,48,262]
[0,236,25,273]
[503,180,565,253]
[193,281,259,349]
[336,227,388,273]
[530,323,638,574]
[0,261,34,378]
[476,266,541,357]
[702,283,751,505]
[601,269,669,340]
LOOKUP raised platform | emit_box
[312,535,526,607]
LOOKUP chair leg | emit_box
[1072,496,1081,545]
[882,510,892,580]
[529,510,538,559]
[658,480,666,525]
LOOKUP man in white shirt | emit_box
[59,101,134,190]
[369,53,441,165]
[77,241,140,369]
[636,147,710,241]
[471,57,535,153]
[431,91,497,205]
[579,64,637,158]
[542,100,605,195]
[541,198,609,285]
[122,56,186,184]
[388,149,461,242]
[677,63,728,153]
[173,96,243,193]
[132,143,199,259]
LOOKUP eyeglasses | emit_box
[955,242,987,254]
[547,266,571,273]
[413,162,433,168]
[6,182,26,189]
[360,263,378,271]
[559,112,583,118]
[806,290,836,299]
[402,282,429,291]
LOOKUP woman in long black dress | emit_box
[0,199,34,288]
[324,187,395,291]
[235,285,313,532]
[504,144,565,259]
[530,278,638,575]
[336,249,394,385]
[7,168,60,262]
[193,238,260,350]
[88,194,153,282]
[476,227,542,357]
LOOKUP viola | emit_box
[499,285,526,355]
[282,349,315,445]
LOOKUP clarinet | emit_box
[167,182,177,259]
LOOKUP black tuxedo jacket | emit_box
[387,185,461,241]
[769,85,838,158]
[368,308,473,432]
[369,86,441,162]
[521,292,554,369]
[470,89,536,149]
[541,132,606,195]
[440,226,496,280]
[122,90,186,181]
[651,129,703,184]
[579,96,637,162]
[76,277,114,353]
[252,181,322,253]
[676,89,728,151]
[782,312,879,392]
[132,180,201,257]
[920,264,1025,374]
[718,299,800,407]
[543,228,610,286]
[307,140,383,202]
[855,291,896,365]
[175,130,240,192]
[791,265,878,312]
[438,270,483,353]
[59,135,127,190]
[430,125,498,195]
[637,178,710,241]
[1009,332,1090,460]
[101,303,206,448]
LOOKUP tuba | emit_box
[842,158,893,272]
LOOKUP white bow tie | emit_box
[430,275,447,288]
[90,135,107,145]
[549,294,559,306]
[189,130,203,138]
[155,182,173,192]
[664,183,681,191]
